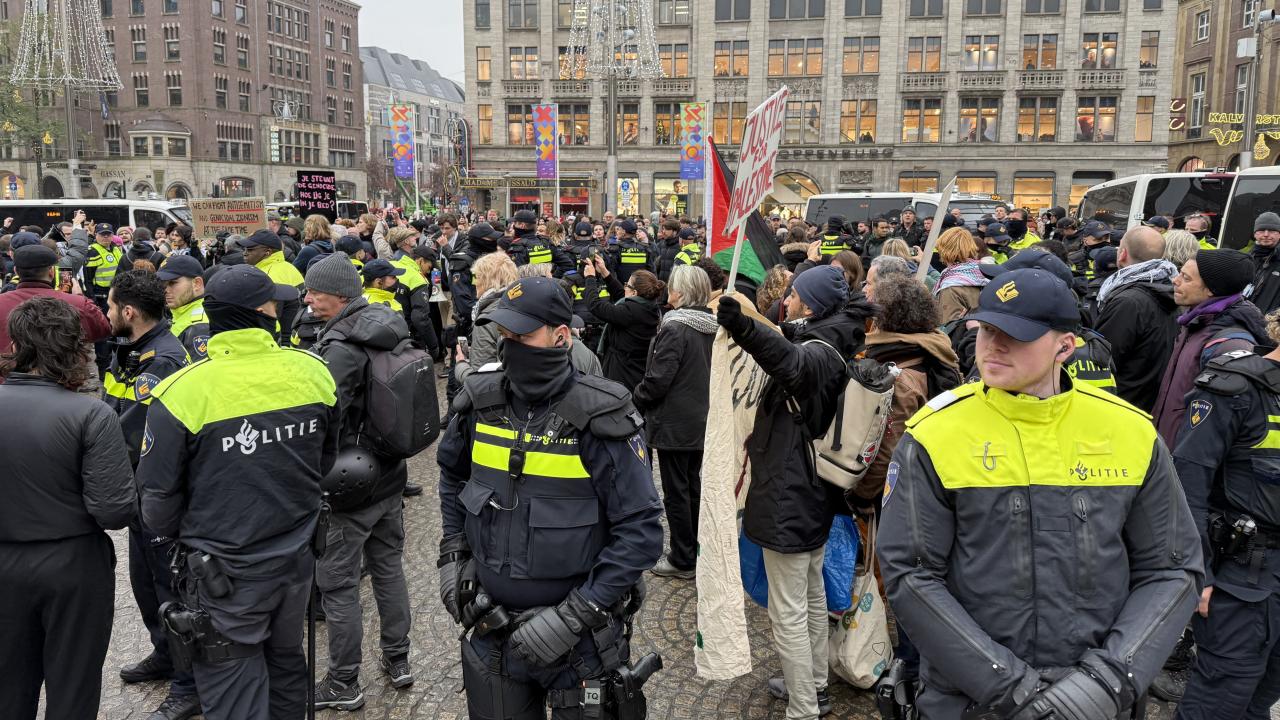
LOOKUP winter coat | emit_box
[1092,280,1178,412]
[895,223,925,248]
[1152,296,1269,449]
[654,236,682,281]
[587,273,661,392]
[855,330,961,506]
[455,288,504,384]
[729,298,877,553]
[1246,245,1280,316]
[937,285,983,324]
[293,239,334,274]
[632,306,716,451]
[780,242,810,272]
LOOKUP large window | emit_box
[1022,34,1057,69]
[908,0,943,17]
[1084,0,1118,11]
[213,28,226,64]
[899,173,939,192]
[131,27,146,61]
[658,0,690,24]
[616,103,639,145]
[1136,96,1154,142]
[133,73,149,107]
[507,104,533,145]
[164,26,181,60]
[1244,0,1259,28]
[166,72,182,105]
[714,101,747,144]
[1195,11,1210,41]
[965,0,1000,15]
[215,75,228,109]
[239,80,250,111]
[555,0,584,26]
[769,0,825,19]
[1017,96,1057,141]
[558,46,587,79]
[654,103,682,145]
[1081,33,1117,69]
[477,47,491,82]
[784,101,821,145]
[768,39,822,77]
[715,0,750,20]
[1140,31,1159,68]
[714,41,750,77]
[1075,96,1117,141]
[906,37,942,72]
[558,104,590,145]
[507,0,537,28]
[1189,71,1206,139]
[659,44,690,77]
[845,0,880,15]
[508,47,538,79]
[1024,0,1059,12]
[902,98,942,143]
[1235,63,1251,114]
[476,0,490,28]
[842,37,880,74]
[840,100,876,143]
[957,175,997,195]
[960,97,1000,142]
[1013,175,1054,212]
[478,105,492,144]
[963,35,1000,71]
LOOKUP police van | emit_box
[1077,172,1235,238]
[804,192,940,229]
[266,200,369,220]
[0,198,192,233]
[1220,166,1280,250]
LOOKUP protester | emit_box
[715,264,875,719]
[1244,211,1280,315]
[757,265,793,322]
[0,296,135,720]
[1153,249,1268,449]
[881,238,937,289]
[454,252,519,383]
[933,228,988,322]
[634,265,716,580]
[864,254,912,303]
[1091,227,1178,411]
[584,257,663,392]
[1162,229,1200,270]
[292,214,336,273]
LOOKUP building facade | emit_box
[361,46,465,209]
[1168,0,1280,172]
[463,0,1176,219]
[0,0,367,203]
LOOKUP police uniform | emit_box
[362,259,406,313]
[608,229,654,285]
[437,277,663,720]
[673,228,702,267]
[878,269,1202,719]
[158,255,212,361]
[820,216,853,257]
[136,266,340,720]
[246,230,306,346]
[85,225,124,305]
[1173,350,1280,719]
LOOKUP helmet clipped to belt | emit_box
[321,447,381,511]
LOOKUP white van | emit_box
[1220,166,1280,250]
[0,198,192,234]
[266,200,369,221]
[804,192,940,229]
[1077,172,1235,238]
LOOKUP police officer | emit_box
[1070,221,1113,280]
[566,221,598,260]
[158,255,210,361]
[449,221,504,341]
[607,218,654,285]
[437,276,664,719]
[1172,327,1280,719]
[820,214,854,258]
[136,265,340,720]
[388,226,441,357]
[878,267,1203,719]
[105,270,199,720]
[508,209,573,277]
[242,228,306,345]
[84,222,124,309]
[673,227,702,268]
[983,222,1014,264]
[362,259,405,312]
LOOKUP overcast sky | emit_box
[359,0,465,85]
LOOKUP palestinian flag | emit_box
[705,137,785,287]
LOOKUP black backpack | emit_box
[360,337,440,459]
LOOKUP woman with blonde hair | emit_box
[454,252,519,382]
[757,264,792,321]
[1162,229,1200,269]
[881,238,940,289]
[292,213,340,272]
[932,227,988,322]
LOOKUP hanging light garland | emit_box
[9,0,122,90]
[561,0,664,81]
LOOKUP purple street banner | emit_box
[533,104,559,180]
[680,102,706,180]
[390,105,415,179]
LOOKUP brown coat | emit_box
[935,285,982,324]
[853,330,960,503]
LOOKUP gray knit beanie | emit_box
[1255,212,1280,233]
[305,251,362,298]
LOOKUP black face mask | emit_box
[205,299,278,336]
[1006,219,1027,238]
[1086,244,1109,260]
[1191,229,1209,241]
[498,337,573,403]
[514,224,535,239]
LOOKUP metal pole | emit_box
[1241,19,1261,170]
[63,80,79,198]
[606,74,617,216]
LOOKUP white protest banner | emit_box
[723,87,789,290]
[915,176,957,284]
[189,197,267,244]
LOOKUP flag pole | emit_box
[915,175,958,284]
[725,223,746,294]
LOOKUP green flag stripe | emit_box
[714,246,767,286]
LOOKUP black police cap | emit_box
[477,277,574,334]
[205,264,297,309]
[156,254,204,280]
[241,229,283,250]
[361,258,406,280]
[968,269,1078,342]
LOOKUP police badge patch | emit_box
[1189,399,1213,427]
[627,434,647,465]
[140,422,154,457]
[883,461,900,506]
[193,335,210,358]
[135,373,160,400]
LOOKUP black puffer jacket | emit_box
[1092,279,1179,412]
[587,273,661,392]
[633,307,716,450]
[1247,245,1280,315]
[727,298,876,553]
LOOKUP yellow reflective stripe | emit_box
[477,423,517,440]
[528,247,552,263]
[102,372,137,401]
[524,450,590,479]
[621,254,647,264]
[474,440,510,471]
[1253,417,1280,449]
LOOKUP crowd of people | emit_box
[3,194,1280,720]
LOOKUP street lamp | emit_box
[1241,9,1279,169]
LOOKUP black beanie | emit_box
[1195,249,1255,297]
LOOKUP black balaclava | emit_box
[498,338,573,403]
[205,299,278,336]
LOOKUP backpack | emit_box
[359,337,440,459]
[789,339,898,491]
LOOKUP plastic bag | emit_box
[830,517,893,689]
[739,517,859,611]
[739,531,770,608]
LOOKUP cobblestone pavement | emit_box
[95,453,1184,720]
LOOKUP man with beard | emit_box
[157,255,210,361]
[103,270,198,720]
[1244,212,1280,315]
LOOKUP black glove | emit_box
[1012,667,1118,720]
[716,295,752,336]
[509,588,610,668]
[437,534,473,624]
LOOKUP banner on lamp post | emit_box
[533,104,559,180]
[680,102,706,180]
[390,105,415,179]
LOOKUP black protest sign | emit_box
[296,170,337,221]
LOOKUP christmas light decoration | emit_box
[9,0,122,90]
